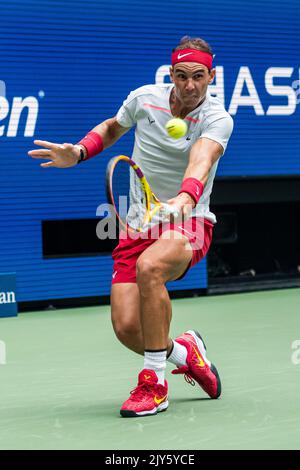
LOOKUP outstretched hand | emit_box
[28,140,81,168]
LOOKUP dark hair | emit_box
[173,36,213,56]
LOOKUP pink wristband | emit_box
[77,131,104,160]
[178,177,204,205]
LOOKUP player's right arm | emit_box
[28,116,130,168]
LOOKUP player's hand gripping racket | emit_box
[106,155,179,233]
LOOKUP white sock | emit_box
[144,350,167,385]
[167,340,187,367]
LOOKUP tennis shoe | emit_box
[172,330,221,399]
[120,369,168,417]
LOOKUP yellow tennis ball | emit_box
[165,118,188,139]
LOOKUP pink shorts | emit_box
[111,217,213,284]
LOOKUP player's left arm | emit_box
[168,112,234,215]
[184,137,223,185]
[168,137,223,214]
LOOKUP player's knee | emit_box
[112,317,140,343]
[136,258,163,288]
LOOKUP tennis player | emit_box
[28,36,233,418]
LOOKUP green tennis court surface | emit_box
[1,288,300,450]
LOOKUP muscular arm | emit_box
[28,116,130,168]
[167,137,224,214]
[79,116,130,158]
[184,137,223,186]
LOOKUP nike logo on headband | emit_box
[177,52,194,59]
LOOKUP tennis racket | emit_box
[106,155,179,233]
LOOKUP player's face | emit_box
[170,62,215,108]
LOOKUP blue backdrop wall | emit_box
[0,0,299,301]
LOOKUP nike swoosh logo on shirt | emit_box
[177,52,194,59]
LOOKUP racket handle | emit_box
[161,203,180,218]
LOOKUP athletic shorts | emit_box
[111,217,213,284]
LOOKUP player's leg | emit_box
[110,283,144,354]
[110,229,175,358]
[110,231,147,356]
[136,219,220,402]
[162,219,222,399]
[120,219,220,417]
[111,282,174,355]
[136,230,192,351]
[120,230,191,417]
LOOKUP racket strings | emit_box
[111,160,147,231]
[109,157,175,232]
[129,167,148,229]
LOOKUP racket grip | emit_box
[161,203,180,218]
